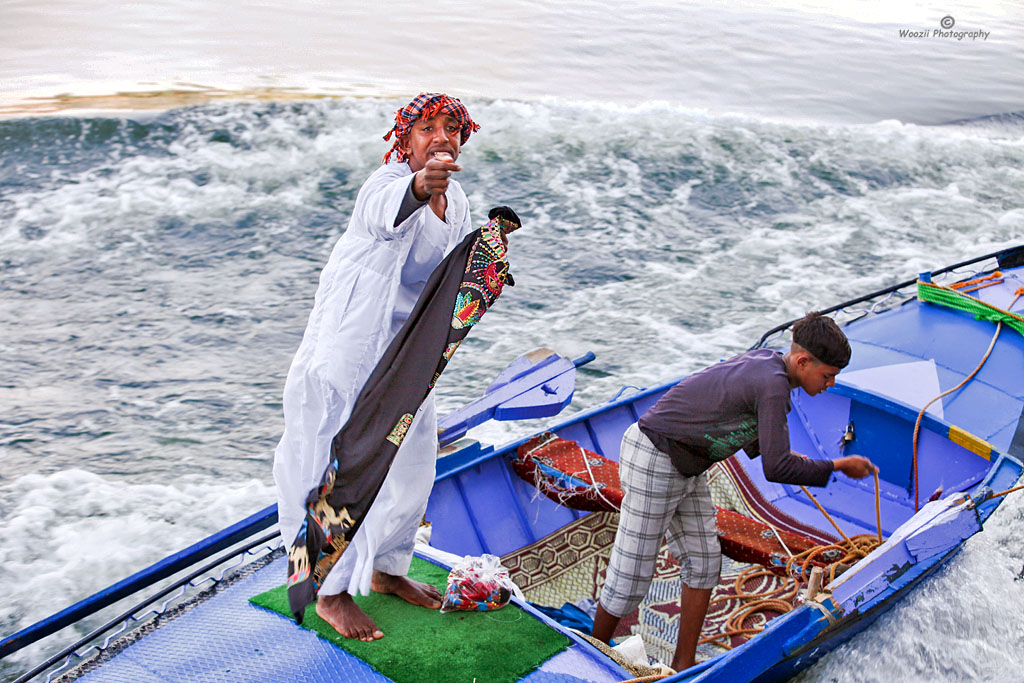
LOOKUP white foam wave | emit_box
[0,469,275,665]
[798,492,1024,682]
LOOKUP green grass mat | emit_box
[249,557,570,683]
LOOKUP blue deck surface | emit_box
[76,555,391,683]
[841,273,1024,454]
[72,554,618,683]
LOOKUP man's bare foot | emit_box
[315,592,384,642]
[371,571,443,609]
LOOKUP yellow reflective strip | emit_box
[948,425,993,461]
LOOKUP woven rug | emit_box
[503,463,822,666]
[709,457,839,545]
[501,511,790,666]
[501,511,619,611]
[513,432,835,556]
[627,553,793,664]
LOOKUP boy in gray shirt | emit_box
[592,312,877,672]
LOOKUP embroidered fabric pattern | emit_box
[452,217,512,330]
[386,413,415,446]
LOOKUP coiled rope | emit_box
[619,473,1024,682]
[694,476,884,651]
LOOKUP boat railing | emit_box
[752,244,1024,349]
[606,384,648,403]
[9,533,283,683]
[3,510,282,683]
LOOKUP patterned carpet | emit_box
[503,509,796,665]
[504,435,832,666]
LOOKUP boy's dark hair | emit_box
[792,312,851,368]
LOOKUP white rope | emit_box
[574,443,621,511]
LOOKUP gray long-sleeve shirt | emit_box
[638,348,833,486]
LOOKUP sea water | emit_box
[1,2,1023,681]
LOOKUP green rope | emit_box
[917,281,1024,337]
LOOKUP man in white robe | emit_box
[273,93,480,641]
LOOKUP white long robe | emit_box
[273,161,474,596]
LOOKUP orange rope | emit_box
[800,485,853,544]
[987,483,1024,499]
[951,270,1002,289]
[691,463,894,654]
[874,471,883,544]
[696,533,884,651]
[958,281,1004,294]
[696,480,885,652]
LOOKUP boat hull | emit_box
[8,244,1024,683]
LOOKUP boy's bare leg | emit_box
[671,585,713,672]
[592,602,622,644]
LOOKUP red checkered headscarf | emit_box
[382,93,480,164]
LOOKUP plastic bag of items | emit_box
[440,554,517,613]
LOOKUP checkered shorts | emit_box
[599,423,722,618]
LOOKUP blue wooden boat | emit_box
[4,244,1023,683]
